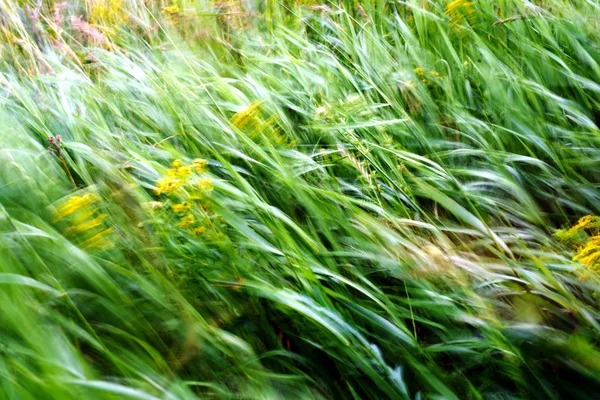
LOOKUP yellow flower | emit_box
[155,177,181,195]
[69,213,108,233]
[570,215,600,233]
[574,235,600,264]
[557,215,600,242]
[191,226,206,236]
[90,0,125,26]
[80,228,113,249]
[162,5,180,15]
[192,158,208,172]
[414,67,425,76]
[55,193,100,221]
[179,214,195,228]
[197,178,214,192]
[172,202,191,214]
[231,100,265,130]
[577,250,600,269]
[176,166,192,178]
[558,215,600,279]
[171,159,182,168]
[446,0,476,29]
[166,165,192,179]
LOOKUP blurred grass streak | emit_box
[0,0,600,398]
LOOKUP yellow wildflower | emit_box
[172,202,191,214]
[172,159,182,168]
[175,166,192,178]
[179,214,195,228]
[155,177,181,195]
[574,235,600,268]
[191,226,206,236]
[197,178,214,192]
[569,215,600,233]
[446,0,476,29]
[192,158,208,172]
[90,0,125,26]
[577,250,600,269]
[557,215,600,279]
[55,193,100,221]
[557,215,600,242]
[414,67,441,85]
[166,165,192,179]
[231,100,265,130]
[162,5,180,16]
[80,228,113,249]
[67,213,108,234]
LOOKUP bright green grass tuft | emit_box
[1,0,600,398]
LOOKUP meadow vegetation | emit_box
[1,0,600,398]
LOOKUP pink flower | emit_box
[70,16,108,46]
[53,2,68,27]
[310,5,331,12]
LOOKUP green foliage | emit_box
[1,0,600,398]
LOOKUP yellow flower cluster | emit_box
[192,158,208,172]
[55,193,100,221]
[191,226,206,236]
[179,214,195,228]
[162,5,180,20]
[197,178,214,192]
[172,202,191,214]
[556,215,600,279]
[574,236,600,274]
[54,192,113,249]
[89,0,126,26]
[231,100,265,130]
[446,0,477,30]
[155,177,182,195]
[154,158,217,237]
[167,166,192,179]
[569,215,600,233]
[231,101,295,148]
[155,159,210,195]
[414,67,441,85]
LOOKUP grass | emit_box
[1,0,600,398]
